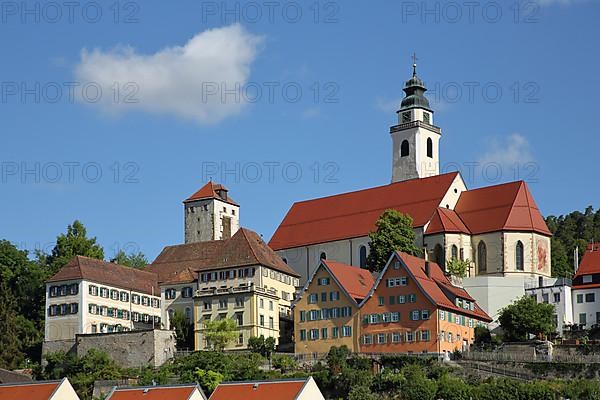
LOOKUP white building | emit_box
[45,256,162,342]
[571,243,600,328]
[526,277,573,332]
[269,63,552,324]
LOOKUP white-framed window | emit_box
[308,294,318,304]
[439,310,446,320]
[421,330,430,341]
[377,333,386,344]
[110,290,119,300]
[392,332,401,343]
[89,285,98,296]
[260,315,265,327]
[363,334,372,345]
[342,326,352,337]
[182,287,193,298]
[309,329,319,340]
[421,310,430,320]
[411,310,420,320]
[391,312,400,322]
[318,277,330,285]
[398,295,406,304]
[406,331,414,342]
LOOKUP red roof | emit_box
[425,207,470,235]
[369,252,492,322]
[0,381,61,400]
[47,256,159,295]
[184,181,238,206]
[453,181,551,236]
[106,385,203,400]
[575,243,600,278]
[269,172,461,250]
[322,260,375,302]
[147,228,300,282]
[209,379,308,400]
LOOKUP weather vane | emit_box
[412,53,418,76]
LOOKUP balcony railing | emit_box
[390,120,441,134]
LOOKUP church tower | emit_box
[183,182,240,243]
[391,60,441,182]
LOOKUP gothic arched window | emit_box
[359,246,368,268]
[516,241,524,271]
[401,140,409,157]
[320,252,327,260]
[427,138,433,158]
[451,245,458,260]
[478,241,487,274]
[434,244,445,270]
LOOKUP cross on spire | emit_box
[412,53,418,76]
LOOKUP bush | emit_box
[272,354,298,373]
[400,365,437,400]
[348,384,377,400]
[436,374,472,400]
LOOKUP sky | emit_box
[1,0,599,261]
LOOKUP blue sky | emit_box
[1,0,599,261]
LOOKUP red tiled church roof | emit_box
[209,379,308,400]
[425,207,470,235]
[47,256,160,295]
[184,181,238,206]
[269,172,461,250]
[147,228,300,283]
[322,260,375,302]
[575,243,600,278]
[453,181,551,236]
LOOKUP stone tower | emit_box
[391,62,441,182]
[183,181,240,243]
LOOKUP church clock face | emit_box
[402,111,411,123]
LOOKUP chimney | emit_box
[425,261,430,277]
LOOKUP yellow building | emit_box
[45,256,162,342]
[294,260,374,356]
[148,228,300,350]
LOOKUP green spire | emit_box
[399,55,432,112]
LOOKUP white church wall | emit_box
[471,232,504,275]
[503,232,551,277]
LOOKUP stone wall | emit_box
[43,329,176,369]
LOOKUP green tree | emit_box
[0,282,24,369]
[272,354,298,373]
[203,318,238,351]
[367,210,422,272]
[110,250,148,269]
[348,384,377,400]
[498,295,555,341]
[551,238,572,278]
[194,368,224,393]
[248,335,276,359]
[46,220,104,273]
[170,310,194,349]
[446,258,470,278]
[400,364,437,400]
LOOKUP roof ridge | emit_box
[289,172,458,206]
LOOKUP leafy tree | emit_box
[436,374,472,400]
[326,345,351,374]
[446,257,470,278]
[203,318,238,351]
[46,220,104,273]
[248,335,276,359]
[498,295,555,341]
[348,384,377,400]
[551,238,572,278]
[110,250,148,269]
[194,368,224,393]
[272,354,297,373]
[0,282,24,369]
[400,364,437,400]
[367,210,422,272]
[170,310,194,349]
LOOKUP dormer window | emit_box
[583,275,593,283]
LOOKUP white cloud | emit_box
[478,133,534,166]
[74,24,263,124]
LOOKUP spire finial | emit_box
[411,53,418,76]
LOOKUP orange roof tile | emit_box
[453,181,551,236]
[574,243,600,278]
[209,379,308,400]
[147,228,300,282]
[269,172,460,250]
[0,380,61,400]
[47,256,159,295]
[106,385,203,400]
[184,181,238,206]
[425,207,470,235]
[322,260,375,302]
